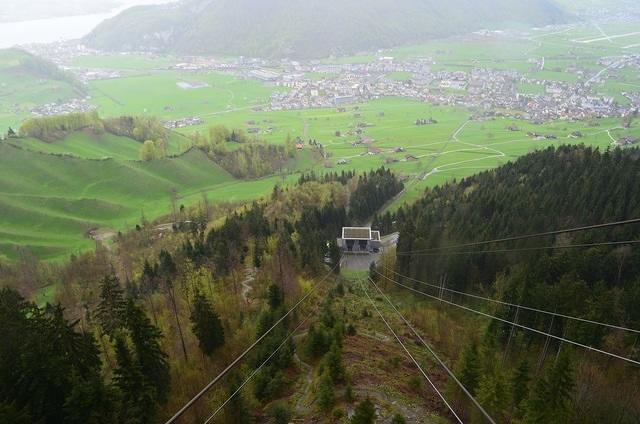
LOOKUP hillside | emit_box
[372,145,640,422]
[0,140,241,260]
[1,150,638,423]
[0,49,83,131]
[389,145,640,303]
[85,0,568,58]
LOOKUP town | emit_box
[25,34,640,127]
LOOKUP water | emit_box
[0,1,171,49]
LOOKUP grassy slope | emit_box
[0,142,238,260]
[14,131,188,160]
[4,21,640,260]
[0,49,80,131]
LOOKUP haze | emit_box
[0,0,174,48]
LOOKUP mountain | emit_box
[85,0,568,59]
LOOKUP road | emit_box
[586,58,623,85]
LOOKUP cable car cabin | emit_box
[338,227,382,254]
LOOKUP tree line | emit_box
[0,166,404,422]
[18,112,169,154]
[380,145,640,422]
[190,124,295,178]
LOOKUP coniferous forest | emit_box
[2,145,640,423]
[0,168,403,423]
[373,145,640,422]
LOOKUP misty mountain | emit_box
[85,0,568,58]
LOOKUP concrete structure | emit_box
[337,227,382,253]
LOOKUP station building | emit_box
[337,227,382,253]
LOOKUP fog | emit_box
[0,0,175,48]
[1,0,175,23]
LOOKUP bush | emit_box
[318,370,335,411]
[391,413,406,424]
[350,398,376,424]
[346,323,356,336]
[345,384,355,403]
[268,401,291,424]
[408,375,422,392]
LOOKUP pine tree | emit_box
[122,299,171,406]
[318,369,335,411]
[158,250,188,361]
[457,342,481,395]
[268,401,291,424]
[475,370,510,423]
[0,288,109,424]
[190,291,225,356]
[223,373,252,424]
[324,342,345,382]
[305,324,330,358]
[511,360,530,416]
[391,413,406,424]
[524,350,574,423]
[113,336,154,424]
[96,275,126,337]
[350,398,376,424]
[0,402,34,424]
[140,259,158,294]
[63,371,118,424]
[267,284,283,310]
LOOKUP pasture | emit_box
[1,20,639,259]
[2,94,631,261]
[15,131,189,160]
[88,71,278,120]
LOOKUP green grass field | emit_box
[0,140,251,260]
[14,131,189,160]
[2,20,639,260]
[3,95,630,261]
[89,71,279,120]
[0,49,81,131]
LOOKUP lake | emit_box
[0,1,171,48]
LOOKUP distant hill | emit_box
[0,49,83,131]
[85,0,568,59]
[0,49,80,88]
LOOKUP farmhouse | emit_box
[337,227,382,253]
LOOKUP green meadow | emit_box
[2,95,631,261]
[88,71,278,120]
[0,49,80,131]
[1,20,639,260]
[15,131,190,160]
[0,140,292,260]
